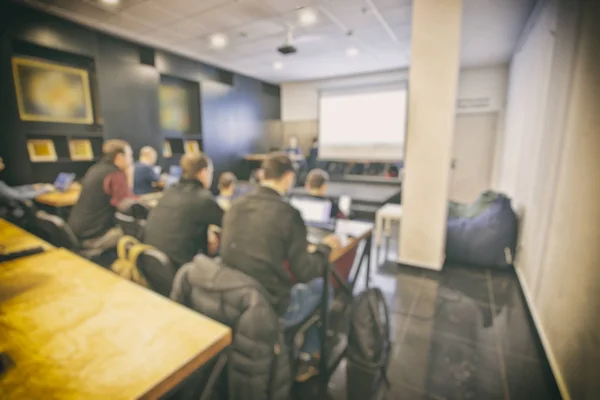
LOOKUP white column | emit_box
[398,0,463,270]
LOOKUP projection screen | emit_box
[318,83,407,161]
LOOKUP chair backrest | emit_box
[35,210,80,251]
[137,248,176,297]
[115,200,150,239]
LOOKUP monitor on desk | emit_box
[53,173,76,192]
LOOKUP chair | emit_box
[35,210,104,259]
[115,200,150,239]
[137,247,176,297]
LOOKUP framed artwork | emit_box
[68,139,94,161]
[159,84,191,132]
[163,141,173,158]
[184,140,200,155]
[27,139,57,162]
[12,57,94,124]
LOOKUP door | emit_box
[450,113,498,202]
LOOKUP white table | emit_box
[375,203,403,264]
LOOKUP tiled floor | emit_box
[296,245,562,400]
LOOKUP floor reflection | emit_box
[295,252,562,400]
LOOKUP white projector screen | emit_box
[318,84,407,161]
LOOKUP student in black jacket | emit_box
[143,152,223,269]
[220,153,341,380]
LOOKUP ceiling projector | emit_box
[277,44,297,55]
[277,30,298,55]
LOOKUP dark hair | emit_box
[306,169,329,189]
[218,172,237,189]
[102,139,130,162]
[180,152,212,180]
[261,152,295,180]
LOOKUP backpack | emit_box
[346,287,392,400]
[111,236,152,288]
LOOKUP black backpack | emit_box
[346,287,392,400]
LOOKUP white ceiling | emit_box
[17,0,535,83]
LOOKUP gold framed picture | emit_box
[184,140,200,155]
[12,57,94,124]
[27,139,57,162]
[163,141,173,158]
[68,139,94,161]
[159,84,191,132]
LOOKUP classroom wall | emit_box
[496,0,600,398]
[0,2,280,188]
[279,66,508,168]
[280,65,509,121]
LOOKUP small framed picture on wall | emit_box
[68,139,94,161]
[184,140,199,155]
[27,139,57,162]
[163,140,172,158]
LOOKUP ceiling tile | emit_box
[198,0,275,32]
[105,13,154,33]
[166,17,209,38]
[44,0,116,21]
[149,0,228,16]
[122,1,181,26]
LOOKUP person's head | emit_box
[218,172,237,196]
[260,152,296,195]
[0,157,4,173]
[139,146,157,165]
[180,152,213,188]
[289,135,298,148]
[305,169,329,196]
[102,139,133,171]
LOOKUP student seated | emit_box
[0,157,53,202]
[216,172,237,211]
[220,152,341,381]
[305,168,344,219]
[133,146,159,195]
[143,152,223,269]
[68,140,135,251]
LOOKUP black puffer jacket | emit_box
[171,255,291,400]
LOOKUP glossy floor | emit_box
[297,249,562,400]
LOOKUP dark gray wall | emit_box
[0,2,280,188]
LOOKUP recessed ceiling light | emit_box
[346,47,359,57]
[101,0,120,5]
[298,7,317,26]
[209,33,228,49]
[273,61,283,70]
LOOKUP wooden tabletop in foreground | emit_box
[0,219,54,254]
[0,249,232,400]
[330,220,373,262]
[35,185,81,207]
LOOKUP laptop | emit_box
[289,197,349,245]
[164,165,182,189]
[53,173,76,192]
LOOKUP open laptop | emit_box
[163,165,182,189]
[53,173,76,192]
[289,197,351,245]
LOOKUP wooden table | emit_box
[0,219,54,255]
[35,184,81,208]
[328,219,373,263]
[0,249,232,399]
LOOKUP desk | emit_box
[0,219,54,255]
[329,219,373,263]
[0,249,232,399]
[35,184,81,219]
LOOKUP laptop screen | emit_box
[290,197,333,224]
[53,173,75,192]
[169,165,182,178]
